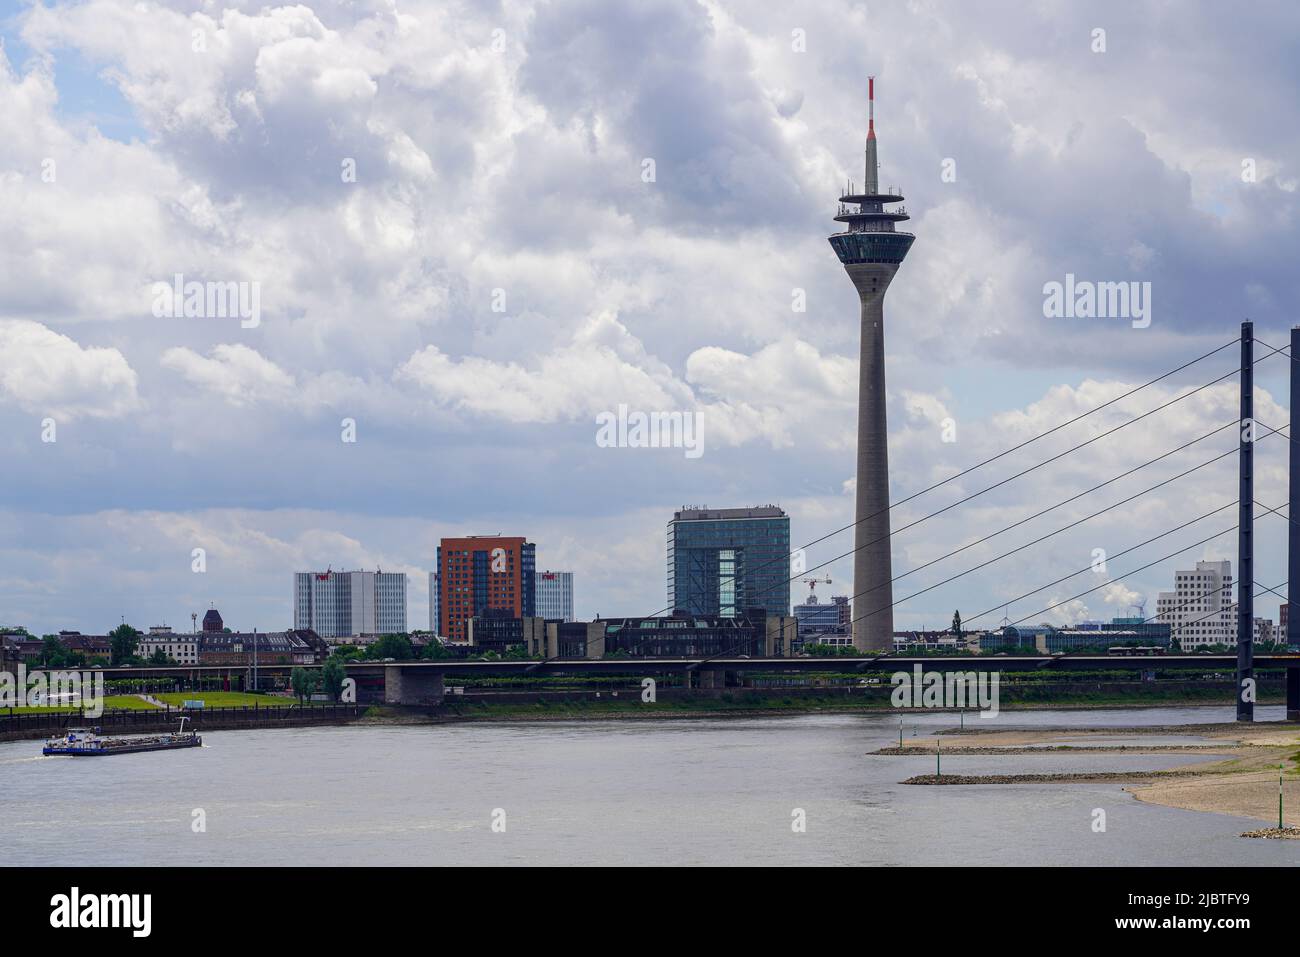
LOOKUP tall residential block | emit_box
[293,569,407,638]
[1156,560,1234,651]
[828,76,914,651]
[667,506,790,619]
[435,536,536,642]
[535,570,575,621]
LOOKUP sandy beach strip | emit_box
[874,744,1240,755]
[883,722,1300,827]
[1129,771,1300,826]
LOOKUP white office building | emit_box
[138,628,198,664]
[429,571,439,634]
[294,570,407,638]
[535,570,574,621]
[1156,560,1234,651]
[1253,616,1278,646]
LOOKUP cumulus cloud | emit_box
[398,312,859,448]
[0,319,140,418]
[397,312,691,423]
[686,338,856,448]
[160,343,296,406]
[1100,581,1143,610]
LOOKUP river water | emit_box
[5,705,1299,866]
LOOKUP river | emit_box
[4,705,1298,866]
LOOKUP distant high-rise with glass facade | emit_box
[535,570,574,621]
[428,571,438,633]
[294,569,407,638]
[667,506,791,618]
[794,593,853,648]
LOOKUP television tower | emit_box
[827,76,915,651]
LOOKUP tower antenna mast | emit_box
[868,75,875,137]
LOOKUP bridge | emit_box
[348,654,1300,715]
[76,654,1300,718]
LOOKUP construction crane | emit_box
[802,576,832,602]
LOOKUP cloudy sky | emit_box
[2,0,1298,637]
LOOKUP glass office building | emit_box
[535,570,574,621]
[293,569,407,638]
[667,506,791,618]
[794,596,851,647]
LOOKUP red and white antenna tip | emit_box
[867,76,875,137]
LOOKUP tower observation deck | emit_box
[827,76,914,652]
[828,75,915,266]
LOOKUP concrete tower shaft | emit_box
[845,261,900,648]
[827,77,914,652]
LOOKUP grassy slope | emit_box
[5,695,162,713]
[154,691,302,708]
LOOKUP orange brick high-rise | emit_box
[435,536,536,641]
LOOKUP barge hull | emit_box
[42,738,202,756]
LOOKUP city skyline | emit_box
[2,2,1299,646]
[8,549,1273,646]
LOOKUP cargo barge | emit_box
[42,719,202,756]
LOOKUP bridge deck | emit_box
[66,654,1300,681]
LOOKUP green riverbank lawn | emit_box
[4,691,329,713]
[4,695,164,713]
[154,692,305,708]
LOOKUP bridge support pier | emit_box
[685,669,728,690]
[1288,669,1300,722]
[383,666,444,706]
